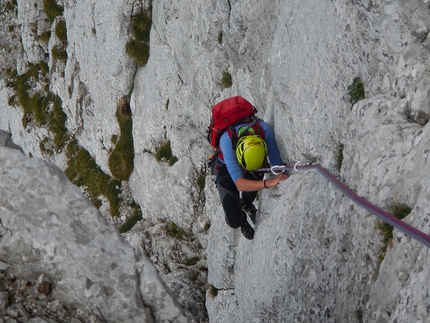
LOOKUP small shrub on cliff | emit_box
[208,285,219,298]
[347,77,365,104]
[119,201,143,233]
[126,8,152,66]
[131,11,152,43]
[38,30,51,43]
[8,95,16,106]
[39,61,49,76]
[376,204,411,260]
[185,257,200,266]
[203,222,210,232]
[42,0,64,22]
[13,64,48,125]
[155,140,178,166]
[217,32,223,44]
[166,221,186,239]
[334,142,344,173]
[51,45,67,61]
[168,155,178,166]
[39,137,55,156]
[197,174,205,190]
[108,97,135,181]
[126,40,150,66]
[65,140,143,231]
[47,94,68,150]
[8,63,68,150]
[221,71,232,89]
[4,0,17,12]
[111,134,118,144]
[65,140,122,217]
[55,19,67,42]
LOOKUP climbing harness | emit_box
[256,162,430,248]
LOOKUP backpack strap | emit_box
[229,118,265,150]
[227,125,239,151]
[217,118,265,162]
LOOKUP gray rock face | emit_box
[0,132,188,322]
[1,0,430,322]
[0,149,143,322]
[203,1,430,322]
[17,0,49,64]
[0,131,24,153]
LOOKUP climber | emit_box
[214,119,288,240]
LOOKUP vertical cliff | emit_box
[1,0,430,322]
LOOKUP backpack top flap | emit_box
[211,96,256,130]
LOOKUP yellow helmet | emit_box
[235,135,268,170]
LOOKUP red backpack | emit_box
[207,96,259,148]
[206,96,264,163]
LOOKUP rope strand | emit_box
[257,163,430,248]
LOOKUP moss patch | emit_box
[376,204,412,260]
[208,285,219,298]
[55,19,67,42]
[48,95,68,150]
[203,222,210,232]
[39,137,55,156]
[38,30,51,43]
[119,201,143,233]
[3,51,143,232]
[217,32,223,44]
[42,0,64,22]
[13,64,47,124]
[334,142,344,173]
[185,256,200,266]
[4,0,17,12]
[196,174,205,190]
[155,140,178,166]
[65,140,122,217]
[108,97,135,181]
[347,77,365,105]
[51,45,67,61]
[9,63,68,151]
[166,221,186,239]
[126,8,152,66]
[221,71,232,89]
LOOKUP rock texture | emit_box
[0,132,188,322]
[1,0,430,322]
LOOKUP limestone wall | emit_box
[0,0,429,322]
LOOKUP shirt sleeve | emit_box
[259,121,284,166]
[219,131,244,183]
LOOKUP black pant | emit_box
[216,163,263,228]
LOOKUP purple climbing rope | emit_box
[257,164,430,248]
